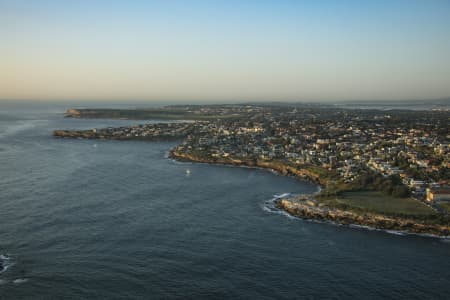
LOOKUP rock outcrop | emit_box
[277,197,450,237]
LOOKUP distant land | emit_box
[64,98,450,121]
[333,97,450,110]
[64,107,246,121]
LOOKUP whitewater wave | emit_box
[262,194,296,219]
[274,193,291,199]
[169,158,193,165]
[0,254,13,274]
[12,278,28,284]
[0,254,10,260]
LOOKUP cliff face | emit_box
[255,160,326,185]
[53,130,91,138]
[277,198,450,237]
[169,150,324,186]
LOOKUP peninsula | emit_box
[64,106,249,120]
[55,103,450,237]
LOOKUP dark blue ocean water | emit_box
[1,101,449,299]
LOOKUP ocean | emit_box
[1,101,449,299]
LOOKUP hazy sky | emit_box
[1,0,450,102]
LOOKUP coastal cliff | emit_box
[53,130,96,139]
[169,150,326,186]
[276,197,450,237]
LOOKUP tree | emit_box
[392,185,410,198]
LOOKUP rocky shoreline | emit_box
[169,150,450,238]
[276,196,450,237]
[168,150,327,186]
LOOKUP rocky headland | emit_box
[276,196,450,237]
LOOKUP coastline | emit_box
[51,132,450,238]
[53,129,186,141]
[169,149,450,238]
[275,196,449,238]
[168,150,327,186]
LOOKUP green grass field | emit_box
[317,191,436,216]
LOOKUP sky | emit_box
[1,0,450,103]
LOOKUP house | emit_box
[426,187,450,202]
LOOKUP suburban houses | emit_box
[56,104,450,204]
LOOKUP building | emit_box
[426,187,450,202]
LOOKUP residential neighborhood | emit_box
[56,104,450,205]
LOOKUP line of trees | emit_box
[354,172,411,198]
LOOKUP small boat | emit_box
[185,169,191,176]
